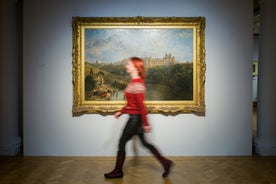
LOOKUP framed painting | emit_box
[72,16,206,116]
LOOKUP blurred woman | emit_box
[104,57,173,178]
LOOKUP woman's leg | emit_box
[104,115,140,178]
[138,131,174,177]
[104,150,125,178]
[117,115,141,152]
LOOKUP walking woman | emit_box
[104,57,173,179]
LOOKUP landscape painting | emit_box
[72,17,206,115]
[84,28,193,101]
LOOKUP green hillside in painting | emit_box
[85,62,193,101]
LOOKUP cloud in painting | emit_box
[85,28,193,63]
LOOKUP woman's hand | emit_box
[114,111,122,119]
[143,125,152,133]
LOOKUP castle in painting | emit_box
[144,53,176,68]
[114,53,176,68]
[93,53,177,68]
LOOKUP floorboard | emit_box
[1,156,276,184]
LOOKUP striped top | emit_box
[120,78,149,126]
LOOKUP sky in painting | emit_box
[85,28,193,63]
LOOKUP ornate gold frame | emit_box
[72,16,206,116]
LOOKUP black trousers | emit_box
[118,115,155,153]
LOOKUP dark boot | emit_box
[150,147,174,177]
[104,151,125,179]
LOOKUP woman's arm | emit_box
[135,93,150,128]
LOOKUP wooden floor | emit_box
[1,155,276,184]
[1,104,271,184]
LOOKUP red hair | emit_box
[130,57,146,80]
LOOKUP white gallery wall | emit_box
[23,0,253,156]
